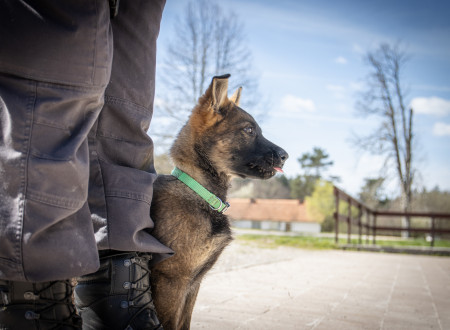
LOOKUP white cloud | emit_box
[154,97,165,108]
[410,97,450,117]
[280,94,316,113]
[432,122,450,136]
[326,84,345,92]
[334,56,347,64]
[326,84,346,99]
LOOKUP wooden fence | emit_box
[333,186,450,247]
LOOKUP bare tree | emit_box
[353,43,415,236]
[153,0,261,148]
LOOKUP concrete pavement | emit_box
[191,239,450,329]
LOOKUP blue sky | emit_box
[154,0,450,196]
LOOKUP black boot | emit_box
[0,279,81,329]
[74,252,162,330]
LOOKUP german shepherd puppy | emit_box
[150,74,288,329]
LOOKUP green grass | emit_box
[374,238,450,248]
[236,234,450,250]
[236,234,336,250]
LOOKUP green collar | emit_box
[171,167,230,213]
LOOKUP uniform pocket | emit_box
[30,122,73,161]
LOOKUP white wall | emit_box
[232,220,321,234]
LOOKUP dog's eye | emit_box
[244,127,255,136]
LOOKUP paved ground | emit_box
[190,239,450,329]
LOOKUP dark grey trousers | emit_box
[0,0,172,282]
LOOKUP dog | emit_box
[150,74,288,329]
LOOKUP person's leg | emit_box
[88,0,172,258]
[0,0,112,283]
[0,0,112,328]
[75,1,171,329]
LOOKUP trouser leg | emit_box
[76,2,171,327]
[89,0,172,261]
[0,76,108,282]
[0,0,112,282]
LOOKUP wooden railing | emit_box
[333,186,450,247]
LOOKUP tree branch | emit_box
[353,43,416,213]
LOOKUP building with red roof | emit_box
[227,198,321,233]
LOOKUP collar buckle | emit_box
[209,198,230,213]
[222,201,230,213]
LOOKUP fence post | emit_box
[366,211,370,244]
[347,197,351,244]
[431,217,435,247]
[358,204,362,245]
[334,187,339,244]
[373,213,377,245]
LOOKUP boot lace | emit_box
[121,254,162,329]
[24,280,81,329]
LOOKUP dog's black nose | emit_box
[276,148,289,164]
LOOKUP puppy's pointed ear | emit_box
[190,74,231,135]
[230,87,242,106]
[211,74,230,112]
